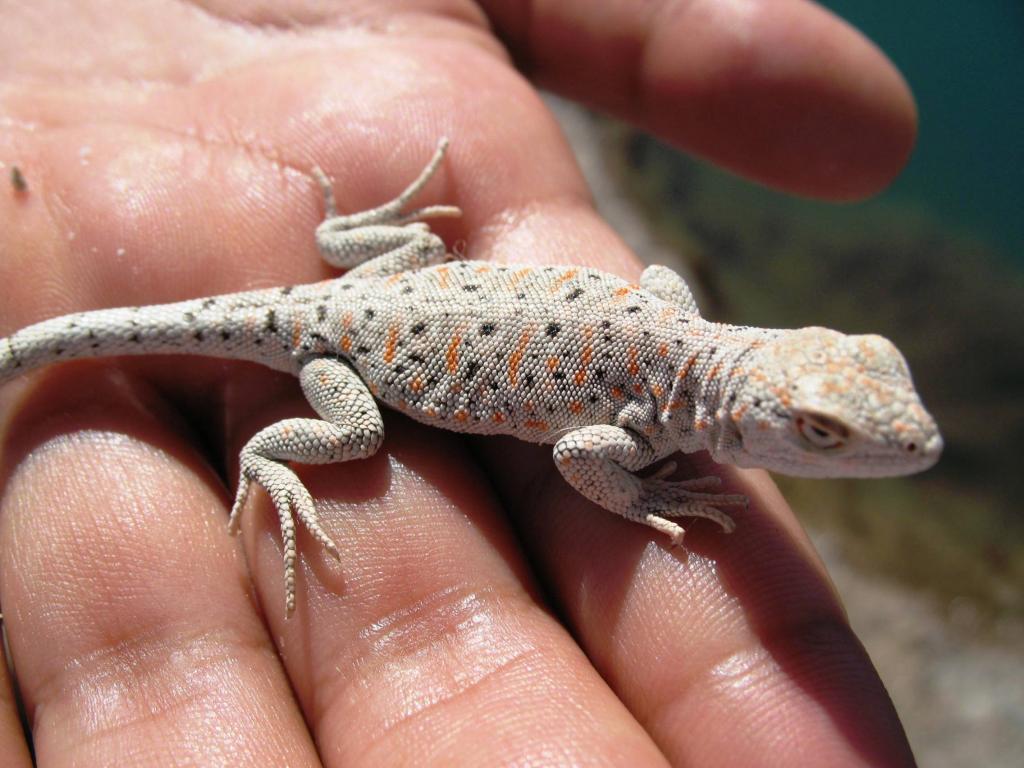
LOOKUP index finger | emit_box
[480,0,916,199]
[484,440,916,767]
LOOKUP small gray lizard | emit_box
[0,140,942,614]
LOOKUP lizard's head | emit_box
[718,328,942,477]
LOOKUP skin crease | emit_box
[0,1,919,766]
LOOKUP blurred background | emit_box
[549,2,1022,765]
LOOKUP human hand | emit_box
[0,1,916,765]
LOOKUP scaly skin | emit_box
[0,140,942,614]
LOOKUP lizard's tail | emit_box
[0,292,297,385]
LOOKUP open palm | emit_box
[0,2,917,765]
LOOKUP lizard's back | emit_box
[331,261,691,442]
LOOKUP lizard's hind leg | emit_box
[312,139,461,275]
[640,265,702,316]
[325,224,450,279]
[229,357,385,615]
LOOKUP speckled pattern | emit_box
[0,140,943,614]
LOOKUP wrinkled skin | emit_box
[0,2,920,766]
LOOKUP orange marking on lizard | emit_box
[446,333,462,373]
[772,386,792,407]
[437,266,450,289]
[383,325,399,364]
[525,419,549,431]
[611,386,624,400]
[658,343,669,357]
[569,401,583,414]
[454,410,469,422]
[551,268,579,291]
[677,354,699,380]
[292,319,303,349]
[508,329,533,385]
[707,363,722,380]
[340,334,352,353]
[492,412,506,424]
[508,267,533,288]
[409,376,424,393]
[627,347,639,376]
[546,356,560,372]
[574,328,594,386]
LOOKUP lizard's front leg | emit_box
[553,425,744,547]
[229,357,384,615]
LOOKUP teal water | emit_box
[820,1,1024,260]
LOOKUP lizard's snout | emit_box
[917,430,944,468]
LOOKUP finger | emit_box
[0,369,320,765]
[480,0,916,199]
[485,441,916,766]
[228,396,670,765]
[0,634,32,768]
[453,133,916,761]
[458,132,917,759]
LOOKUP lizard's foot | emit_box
[635,476,745,536]
[230,456,342,616]
[553,426,745,544]
[226,360,383,616]
[311,139,461,273]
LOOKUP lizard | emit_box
[0,139,943,615]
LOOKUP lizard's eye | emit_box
[795,412,849,451]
